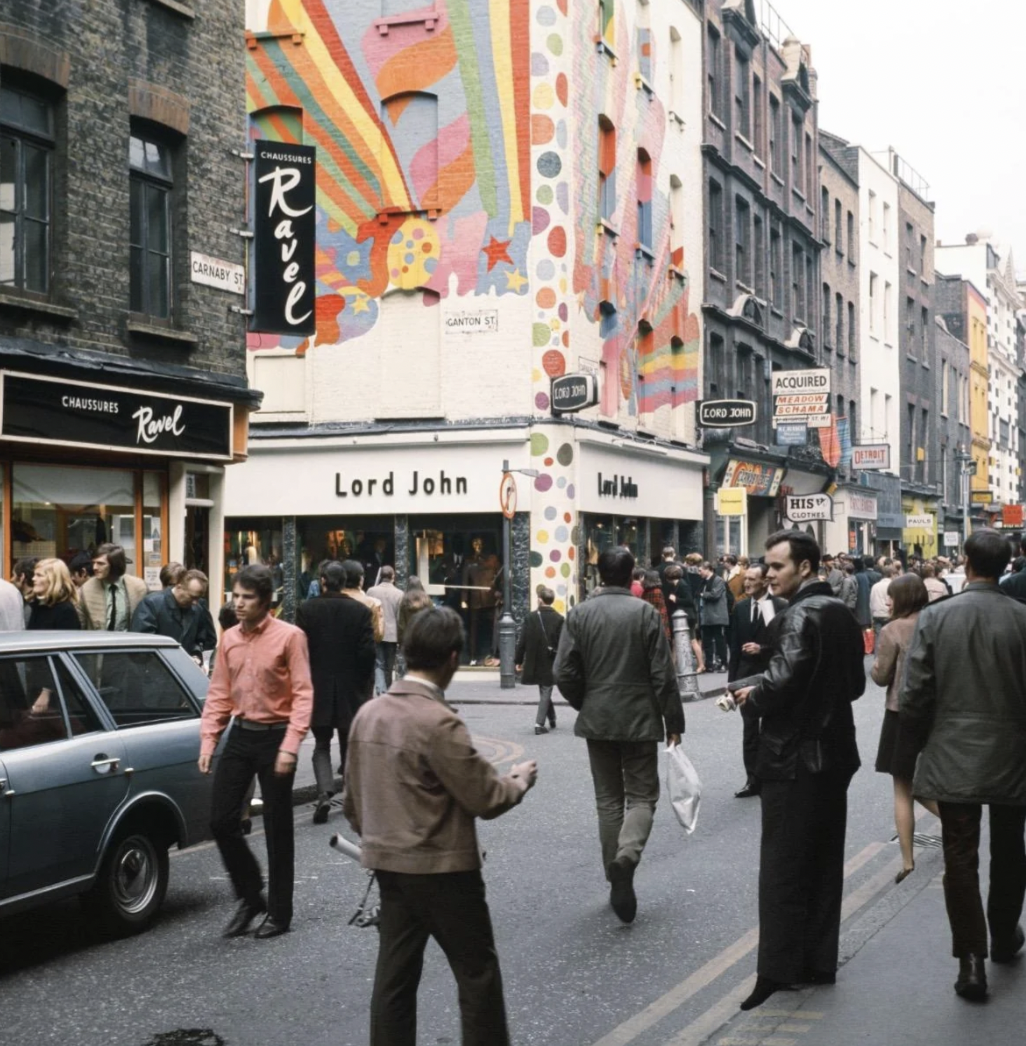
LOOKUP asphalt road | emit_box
[0,663,940,1046]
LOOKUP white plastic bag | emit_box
[665,744,702,834]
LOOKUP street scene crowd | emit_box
[7,527,1004,1045]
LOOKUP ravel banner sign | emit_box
[0,372,233,460]
[253,140,317,336]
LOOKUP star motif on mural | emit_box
[482,236,514,271]
[504,268,528,292]
[350,294,370,314]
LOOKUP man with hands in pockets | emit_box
[343,606,538,1046]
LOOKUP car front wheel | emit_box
[86,827,170,935]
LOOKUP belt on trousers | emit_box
[236,718,289,732]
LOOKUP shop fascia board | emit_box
[573,431,709,469]
[246,426,531,451]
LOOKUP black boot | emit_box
[740,976,792,1011]
[954,955,988,1001]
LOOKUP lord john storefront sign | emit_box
[0,372,234,460]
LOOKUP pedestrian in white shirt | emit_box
[869,565,895,638]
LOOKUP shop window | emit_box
[0,83,54,294]
[708,178,723,272]
[296,517,393,599]
[224,518,284,606]
[129,129,174,319]
[11,465,164,576]
[734,46,750,140]
[768,94,781,174]
[707,26,723,121]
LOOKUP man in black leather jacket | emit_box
[733,530,865,1011]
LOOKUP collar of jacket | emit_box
[386,678,452,708]
[589,586,633,598]
[319,590,345,598]
[787,578,833,606]
[962,580,1004,593]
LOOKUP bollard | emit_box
[672,610,701,703]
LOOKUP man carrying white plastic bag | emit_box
[666,742,702,834]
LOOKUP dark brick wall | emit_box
[896,182,936,491]
[935,318,971,512]
[0,0,247,380]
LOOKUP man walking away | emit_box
[297,560,376,824]
[727,563,786,799]
[342,560,385,643]
[130,568,217,664]
[901,528,1026,1001]
[698,561,730,671]
[80,544,147,631]
[343,607,537,1046]
[515,584,564,734]
[367,565,404,693]
[869,564,894,638]
[199,564,313,939]
[733,530,864,1010]
[554,547,683,923]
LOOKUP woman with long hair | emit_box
[29,558,82,631]
[397,575,433,646]
[871,572,938,882]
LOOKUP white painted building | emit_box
[936,234,1024,509]
[852,148,901,480]
[228,0,708,655]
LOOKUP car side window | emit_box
[0,655,101,752]
[53,658,104,737]
[72,651,198,728]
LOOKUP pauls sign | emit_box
[252,141,317,336]
[0,372,233,460]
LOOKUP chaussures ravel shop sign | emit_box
[0,371,234,460]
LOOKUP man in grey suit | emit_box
[902,528,1026,1001]
[554,546,683,923]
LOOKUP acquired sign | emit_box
[698,399,757,427]
[551,373,599,414]
[905,514,934,529]
[253,140,316,336]
[771,369,831,396]
[0,372,233,460]
[772,369,830,429]
[851,444,892,470]
[785,493,834,523]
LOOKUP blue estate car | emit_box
[0,632,215,934]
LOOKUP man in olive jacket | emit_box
[733,530,864,1011]
[554,546,682,923]
[901,528,1026,1001]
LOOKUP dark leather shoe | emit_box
[734,782,761,799]
[740,976,792,1011]
[312,792,332,825]
[954,955,988,1001]
[254,914,290,939]
[223,897,266,938]
[992,924,1025,963]
[607,856,637,924]
[534,725,549,735]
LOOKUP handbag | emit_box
[863,628,875,655]
[665,743,702,834]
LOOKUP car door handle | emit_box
[0,777,13,797]
[91,756,121,773]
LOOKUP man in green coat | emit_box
[554,547,682,923]
[902,527,1026,1002]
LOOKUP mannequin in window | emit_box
[462,537,498,662]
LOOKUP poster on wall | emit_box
[252,140,317,336]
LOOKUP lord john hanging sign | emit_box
[252,140,317,336]
[0,372,234,461]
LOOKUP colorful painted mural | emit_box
[246,0,532,351]
[568,1,700,418]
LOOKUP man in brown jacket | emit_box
[343,606,537,1046]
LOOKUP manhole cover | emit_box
[141,1032,225,1046]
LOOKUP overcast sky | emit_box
[777,0,1026,275]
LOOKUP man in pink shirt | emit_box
[199,564,313,939]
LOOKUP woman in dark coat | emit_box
[28,558,82,631]
[515,584,564,735]
[662,563,703,671]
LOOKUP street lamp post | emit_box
[497,459,538,689]
[955,444,975,553]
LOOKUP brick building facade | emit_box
[1,1,255,588]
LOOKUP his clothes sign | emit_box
[253,141,317,336]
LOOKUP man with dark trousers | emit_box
[343,607,537,1046]
[733,530,864,1011]
[902,528,1026,1001]
[199,564,313,940]
[297,559,376,825]
[727,563,787,799]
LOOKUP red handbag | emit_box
[863,628,875,655]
